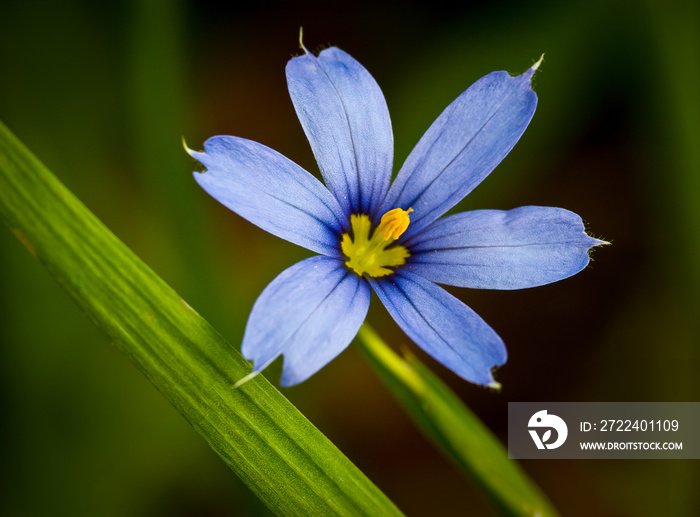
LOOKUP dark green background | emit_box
[1,1,698,516]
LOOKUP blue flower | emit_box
[189,46,603,387]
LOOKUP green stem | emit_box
[356,323,560,517]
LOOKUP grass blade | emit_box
[0,120,403,517]
[357,324,558,517]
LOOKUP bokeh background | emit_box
[1,1,698,516]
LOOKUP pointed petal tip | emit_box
[298,26,309,54]
[182,135,197,157]
[531,53,545,72]
[184,137,208,170]
[520,54,545,82]
[237,348,281,388]
[233,368,261,389]
[487,380,502,392]
[586,234,611,249]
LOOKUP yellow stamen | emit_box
[376,207,414,240]
[340,208,413,278]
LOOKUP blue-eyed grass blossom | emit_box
[189,46,604,388]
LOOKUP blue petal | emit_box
[369,271,506,385]
[403,206,604,290]
[380,67,538,237]
[286,47,394,217]
[191,135,345,257]
[404,206,603,289]
[241,256,371,387]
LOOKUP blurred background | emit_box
[1,1,698,516]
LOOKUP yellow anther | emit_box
[376,207,414,240]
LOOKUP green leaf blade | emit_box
[0,120,403,517]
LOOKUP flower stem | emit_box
[356,323,560,517]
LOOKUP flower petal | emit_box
[191,135,345,257]
[380,67,538,237]
[369,271,506,385]
[286,47,394,217]
[241,256,371,387]
[404,206,604,290]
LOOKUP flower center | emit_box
[340,208,413,278]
